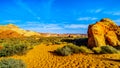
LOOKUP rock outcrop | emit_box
[88,18,120,48]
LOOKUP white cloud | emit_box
[43,24,63,30]
[77,17,98,21]
[65,24,88,29]
[104,11,120,16]
[89,9,102,13]
[3,20,21,23]
[21,23,63,30]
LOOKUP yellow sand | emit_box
[7,44,120,68]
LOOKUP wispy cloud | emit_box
[64,24,88,29]
[77,17,98,21]
[20,22,63,30]
[89,9,103,13]
[104,11,120,16]
[3,20,21,23]
[43,24,63,30]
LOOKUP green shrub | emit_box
[54,41,62,45]
[101,45,119,54]
[79,46,93,53]
[55,44,92,56]
[92,47,101,54]
[93,45,120,54]
[0,43,28,57]
[0,58,26,68]
[0,37,42,57]
[55,46,73,56]
[66,44,82,53]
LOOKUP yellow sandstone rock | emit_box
[88,18,120,48]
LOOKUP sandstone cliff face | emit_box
[88,18,120,48]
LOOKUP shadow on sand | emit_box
[102,58,120,62]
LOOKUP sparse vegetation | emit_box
[79,46,93,53]
[38,37,65,45]
[0,58,26,68]
[0,37,74,57]
[55,44,120,56]
[55,46,73,56]
[0,37,41,57]
[55,44,93,56]
[0,43,28,57]
[92,47,101,54]
[93,45,120,54]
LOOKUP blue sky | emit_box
[0,0,120,33]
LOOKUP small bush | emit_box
[0,43,28,57]
[66,44,81,53]
[0,58,26,68]
[54,41,62,45]
[101,45,119,54]
[92,47,101,54]
[55,44,92,56]
[55,46,73,56]
[79,46,93,53]
[93,45,120,54]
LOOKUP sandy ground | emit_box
[7,44,120,68]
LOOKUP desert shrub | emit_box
[101,45,119,54]
[38,37,63,45]
[67,44,93,53]
[0,37,42,57]
[0,43,28,57]
[55,44,92,56]
[79,46,93,53]
[93,45,119,54]
[54,41,62,45]
[0,37,41,47]
[92,47,101,54]
[55,46,73,56]
[67,44,81,53]
[0,58,26,68]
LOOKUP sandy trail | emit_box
[8,44,120,68]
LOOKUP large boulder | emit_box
[88,18,120,48]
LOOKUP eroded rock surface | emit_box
[88,18,120,48]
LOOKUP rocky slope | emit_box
[88,18,120,48]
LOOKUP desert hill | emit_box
[0,24,41,38]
